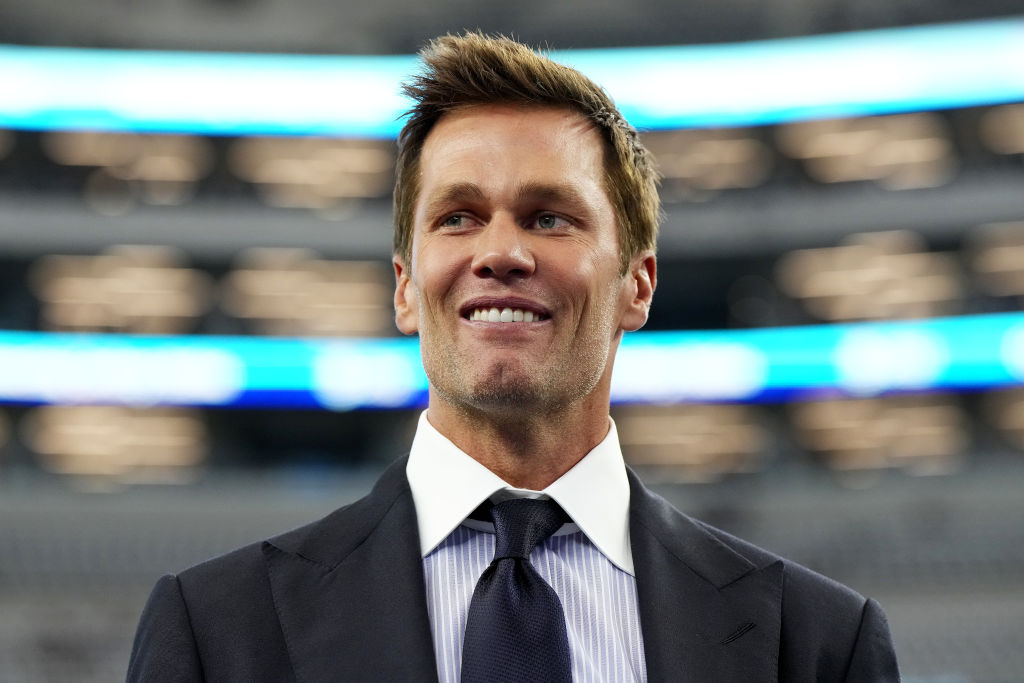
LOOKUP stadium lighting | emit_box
[1,18,1022,136]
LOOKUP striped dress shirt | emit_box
[407,412,648,682]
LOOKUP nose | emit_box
[470,214,536,279]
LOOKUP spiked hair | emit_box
[393,32,660,273]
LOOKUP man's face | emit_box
[394,104,654,416]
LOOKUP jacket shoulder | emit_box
[693,518,868,609]
[144,457,413,680]
[691,517,899,681]
[178,454,411,582]
[628,472,898,681]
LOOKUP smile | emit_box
[468,307,549,323]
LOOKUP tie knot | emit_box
[489,498,568,560]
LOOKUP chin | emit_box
[467,367,544,408]
[436,364,550,414]
[467,382,542,411]
[428,358,599,415]
[464,374,591,416]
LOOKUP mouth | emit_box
[461,299,551,324]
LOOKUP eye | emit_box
[440,214,470,228]
[535,214,570,230]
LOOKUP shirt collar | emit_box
[406,411,634,575]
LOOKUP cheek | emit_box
[412,243,464,311]
[586,269,631,328]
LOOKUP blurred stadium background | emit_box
[2,1,1024,680]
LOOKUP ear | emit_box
[619,251,656,332]
[393,254,419,335]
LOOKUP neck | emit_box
[426,394,611,490]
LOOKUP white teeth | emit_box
[469,307,543,323]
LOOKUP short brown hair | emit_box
[394,32,660,273]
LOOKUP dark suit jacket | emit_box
[128,457,899,682]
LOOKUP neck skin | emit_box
[425,366,616,491]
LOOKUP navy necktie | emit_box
[461,498,573,682]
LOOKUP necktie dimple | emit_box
[461,498,573,683]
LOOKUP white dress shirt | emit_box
[407,411,647,682]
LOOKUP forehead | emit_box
[417,104,607,187]
[426,103,599,141]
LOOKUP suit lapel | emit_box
[263,458,438,682]
[259,459,783,682]
[629,471,782,683]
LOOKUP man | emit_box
[128,33,900,682]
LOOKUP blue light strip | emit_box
[1,18,1022,136]
[1,313,1022,409]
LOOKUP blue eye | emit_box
[442,214,466,227]
[536,214,565,229]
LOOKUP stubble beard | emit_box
[419,287,622,422]
[423,336,609,422]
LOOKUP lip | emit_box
[459,296,552,321]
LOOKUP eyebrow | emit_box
[422,181,592,219]
[513,182,591,212]
[421,182,486,221]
